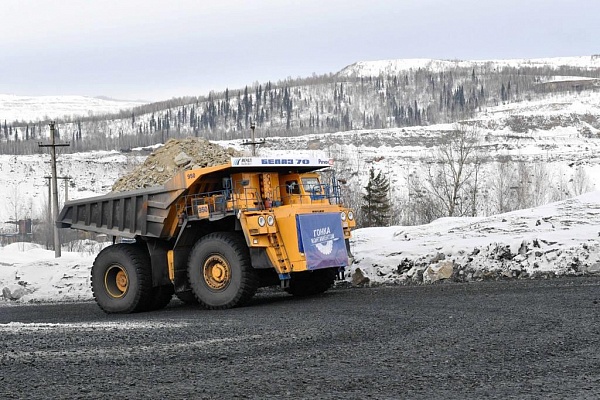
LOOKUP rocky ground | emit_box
[111,138,242,191]
[1,278,600,399]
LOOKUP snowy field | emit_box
[0,94,146,122]
[2,191,600,304]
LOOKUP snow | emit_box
[0,94,147,122]
[337,56,600,77]
[2,191,600,305]
[545,76,599,82]
[0,242,96,303]
[480,90,600,117]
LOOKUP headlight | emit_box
[258,216,266,227]
[347,211,354,221]
[341,211,347,221]
[267,215,275,226]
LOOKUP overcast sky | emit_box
[1,0,598,102]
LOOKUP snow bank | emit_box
[351,191,600,284]
[0,243,95,303]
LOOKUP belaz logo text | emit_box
[261,159,311,165]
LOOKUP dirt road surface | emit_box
[1,278,600,399]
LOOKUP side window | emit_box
[285,180,300,194]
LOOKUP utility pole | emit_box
[241,122,265,156]
[39,121,70,258]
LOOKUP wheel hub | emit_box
[105,265,129,298]
[116,271,128,292]
[203,255,231,290]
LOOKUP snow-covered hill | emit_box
[3,55,599,148]
[1,88,600,232]
[0,94,147,123]
[337,55,600,77]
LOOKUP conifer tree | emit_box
[361,168,391,227]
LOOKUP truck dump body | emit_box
[57,164,231,238]
[58,186,182,238]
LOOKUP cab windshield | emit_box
[301,177,321,194]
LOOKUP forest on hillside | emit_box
[2,62,600,155]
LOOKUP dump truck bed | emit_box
[57,163,232,238]
[57,185,186,239]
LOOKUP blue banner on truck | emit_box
[297,213,348,270]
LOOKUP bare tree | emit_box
[6,184,25,233]
[404,172,439,225]
[528,162,552,207]
[466,153,482,217]
[423,123,481,217]
[488,157,554,214]
[514,161,532,210]
[551,165,593,202]
[489,156,517,214]
[34,198,54,250]
[569,165,593,196]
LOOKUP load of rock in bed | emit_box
[112,138,243,192]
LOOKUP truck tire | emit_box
[187,232,258,309]
[286,268,337,297]
[91,244,153,314]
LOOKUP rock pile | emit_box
[112,138,243,191]
[351,239,600,286]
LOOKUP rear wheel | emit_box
[187,232,258,309]
[286,268,337,297]
[91,244,152,314]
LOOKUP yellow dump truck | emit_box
[58,156,355,313]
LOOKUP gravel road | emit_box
[1,278,600,399]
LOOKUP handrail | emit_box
[177,181,344,220]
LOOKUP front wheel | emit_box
[187,232,258,309]
[91,244,153,314]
